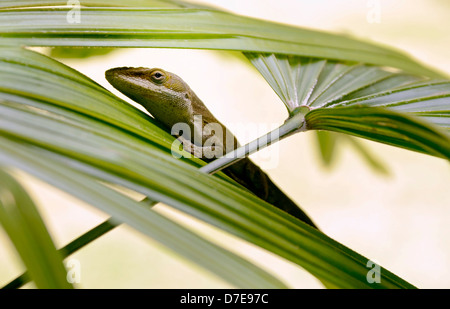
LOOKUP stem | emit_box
[200,111,306,174]
[3,113,306,289]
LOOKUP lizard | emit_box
[105,67,318,229]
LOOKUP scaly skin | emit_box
[106,67,318,229]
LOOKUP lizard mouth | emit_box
[105,67,147,94]
[105,67,124,86]
[105,67,133,83]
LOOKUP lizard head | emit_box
[105,67,194,128]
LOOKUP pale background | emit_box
[0,0,449,288]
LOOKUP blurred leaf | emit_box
[3,220,116,289]
[0,168,73,289]
[316,131,337,167]
[0,46,415,288]
[343,136,390,176]
[246,53,450,159]
[0,1,442,77]
[315,131,389,175]
[49,47,116,59]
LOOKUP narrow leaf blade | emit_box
[0,3,441,77]
[0,169,73,289]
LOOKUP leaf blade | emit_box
[306,106,450,160]
[0,169,73,289]
[0,3,441,77]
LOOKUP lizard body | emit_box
[106,67,317,228]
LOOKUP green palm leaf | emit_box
[246,53,450,159]
[315,131,389,175]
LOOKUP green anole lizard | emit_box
[106,67,318,229]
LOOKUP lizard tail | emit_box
[223,158,319,229]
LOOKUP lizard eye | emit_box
[150,70,166,83]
